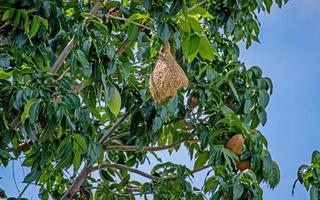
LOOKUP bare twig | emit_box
[91,162,211,181]
[9,116,20,129]
[17,182,30,199]
[90,163,158,180]
[105,132,130,143]
[188,0,208,12]
[0,21,11,32]
[99,112,131,144]
[104,135,195,152]
[7,140,32,152]
[191,164,211,174]
[54,67,71,82]
[12,161,20,194]
[98,14,154,32]
[115,38,131,56]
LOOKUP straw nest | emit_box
[149,44,188,103]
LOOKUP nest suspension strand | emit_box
[149,44,189,103]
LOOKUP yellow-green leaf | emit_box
[199,36,216,61]
[108,87,121,117]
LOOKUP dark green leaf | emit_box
[169,0,182,16]
[310,185,318,200]
[160,23,170,43]
[127,24,139,41]
[233,181,244,200]
[188,34,200,62]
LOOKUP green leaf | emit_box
[269,161,280,189]
[178,19,190,33]
[160,23,170,43]
[188,34,200,62]
[56,139,73,160]
[257,109,267,126]
[2,9,15,21]
[233,181,244,200]
[264,0,272,13]
[258,89,270,108]
[23,169,40,183]
[73,143,81,171]
[29,16,41,39]
[13,10,21,30]
[76,49,89,67]
[228,80,239,101]
[169,0,182,16]
[244,99,253,114]
[108,86,121,116]
[75,49,91,76]
[312,150,320,164]
[297,165,309,184]
[127,23,139,41]
[99,169,114,182]
[199,36,216,61]
[21,98,39,123]
[21,9,29,33]
[188,16,202,32]
[74,134,87,153]
[56,152,73,169]
[310,185,318,200]
[29,100,41,124]
[275,0,282,8]
[0,69,13,80]
[204,177,218,193]
[226,18,234,33]
[194,151,209,169]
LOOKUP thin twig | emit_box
[104,135,196,152]
[0,21,11,32]
[12,160,20,194]
[188,0,208,12]
[90,163,158,180]
[115,38,131,56]
[105,132,130,143]
[91,163,211,182]
[99,112,131,144]
[98,14,154,32]
[7,140,32,152]
[17,182,30,198]
[54,67,70,82]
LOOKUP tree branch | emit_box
[116,38,131,56]
[61,163,90,200]
[99,112,131,144]
[91,162,211,182]
[104,135,196,152]
[105,132,130,143]
[17,182,30,199]
[7,140,32,152]
[90,163,158,180]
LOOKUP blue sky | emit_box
[1,0,320,199]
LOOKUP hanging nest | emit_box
[149,44,188,103]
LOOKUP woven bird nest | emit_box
[149,44,188,103]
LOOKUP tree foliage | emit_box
[293,150,320,200]
[0,0,287,199]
